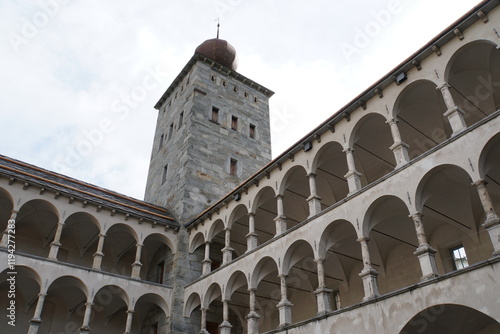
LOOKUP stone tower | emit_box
[145,38,274,223]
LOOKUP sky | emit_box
[0,0,483,200]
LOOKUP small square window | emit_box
[230,158,238,176]
[231,116,238,131]
[249,124,256,139]
[450,245,468,270]
[211,107,219,123]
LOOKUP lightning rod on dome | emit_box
[216,17,220,39]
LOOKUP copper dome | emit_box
[195,38,238,71]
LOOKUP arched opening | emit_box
[282,240,317,323]
[447,41,500,125]
[350,113,397,185]
[184,293,202,333]
[59,212,100,267]
[102,224,138,277]
[142,233,175,284]
[91,285,129,333]
[39,276,88,333]
[393,80,451,160]
[226,270,250,332]
[16,199,59,258]
[280,166,310,229]
[364,196,420,294]
[189,232,206,279]
[479,133,500,217]
[0,187,13,233]
[227,205,249,259]
[400,304,500,334]
[252,257,280,332]
[134,293,170,334]
[318,219,364,308]
[0,266,40,334]
[416,165,493,275]
[203,283,224,334]
[313,141,349,207]
[253,186,278,245]
[208,219,225,271]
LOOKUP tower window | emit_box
[249,124,256,139]
[159,134,164,149]
[162,165,168,184]
[233,86,238,92]
[178,111,184,129]
[168,123,174,140]
[211,107,219,123]
[450,245,468,270]
[231,116,238,131]
[253,97,258,103]
[230,158,238,176]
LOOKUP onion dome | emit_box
[195,38,238,71]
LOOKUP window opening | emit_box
[249,124,256,139]
[450,245,468,270]
[231,116,238,131]
[230,158,238,176]
[162,165,168,184]
[211,107,219,123]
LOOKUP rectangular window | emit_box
[211,107,219,123]
[249,124,256,139]
[168,123,174,140]
[159,134,164,149]
[230,158,238,176]
[450,245,468,270]
[231,116,238,131]
[178,111,184,129]
[162,165,168,184]
[156,261,165,284]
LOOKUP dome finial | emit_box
[216,18,220,39]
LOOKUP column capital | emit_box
[307,172,317,178]
[248,212,256,218]
[85,302,94,307]
[126,310,135,315]
[409,212,423,220]
[357,236,370,243]
[99,233,107,238]
[386,117,398,125]
[224,227,232,232]
[136,243,144,248]
[437,82,451,90]
[314,257,325,264]
[342,147,354,154]
[472,178,487,187]
[275,193,284,200]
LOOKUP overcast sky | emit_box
[0,0,482,200]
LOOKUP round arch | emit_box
[184,292,202,317]
[101,223,139,277]
[278,165,310,228]
[252,186,277,246]
[0,187,13,233]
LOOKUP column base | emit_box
[314,286,333,315]
[247,311,261,334]
[277,299,293,327]
[219,321,233,334]
[359,267,379,301]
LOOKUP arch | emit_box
[278,165,310,228]
[251,256,280,332]
[16,199,59,257]
[252,186,278,245]
[91,285,129,333]
[59,211,101,267]
[184,292,202,317]
[227,204,249,257]
[445,40,500,124]
[311,140,349,207]
[101,223,139,277]
[134,293,170,334]
[190,231,206,253]
[142,232,175,283]
[392,79,450,160]
[208,218,225,240]
[0,187,13,233]
[478,133,500,217]
[250,256,280,289]
[203,282,223,308]
[399,303,500,334]
[348,112,397,185]
[225,270,249,301]
[281,239,315,275]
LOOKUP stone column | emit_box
[28,293,47,334]
[80,302,93,334]
[357,237,379,301]
[438,83,467,135]
[274,195,287,236]
[131,243,143,279]
[222,228,233,264]
[343,148,362,194]
[314,258,332,315]
[246,213,259,251]
[307,173,322,217]
[219,300,233,334]
[1,210,18,248]
[276,274,293,327]
[124,310,134,334]
[247,288,260,334]
[92,233,106,270]
[387,118,410,167]
[48,221,65,260]
[200,307,209,334]
[202,242,212,275]
[473,179,500,256]
[410,213,439,280]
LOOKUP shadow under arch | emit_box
[399,303,500,334]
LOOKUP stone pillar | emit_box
[473,179,500,256]
[247,288,260,334]
[219,300,233,334]
[343,148,362,194]
[48,221,65,260]
[438,83,467,135]
[410,213,439,280]
[1,210,18,247]
[131,243,143,279]
[274,195,287,236]
[314,258,332,315]
[307,173,322,217]
[202,242,212,275]
[222,228,233,264]
[28,293,47,334]
[387,118,410,167]
[357,237,379,301]
[200,307,209,334]
[276,274,293,327]
[124,310,134,334]
[80,302,93,334]
[246,213,259,251]
[92,233,106,270]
